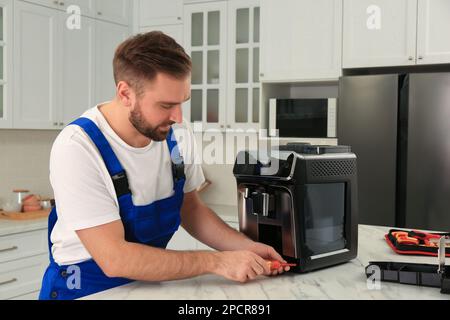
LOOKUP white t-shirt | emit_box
[49,105,205,266]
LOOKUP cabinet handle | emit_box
[53,0,58,5]
[418,56,423,60]
[59,1,65,5]
[260,73,264,77]
[53,122,58,126]
[227,125,231,129]
[97,12,102,16]
[59,122,64,126]
[0,278,18,286]
[408,56,414,61]
[177,17,182,20]
[0,246,18,253]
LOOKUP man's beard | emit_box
[129,101,174,142]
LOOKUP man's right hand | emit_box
[211,251,272,283]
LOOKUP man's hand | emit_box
[243,241,291,276]
[211,251,272,283]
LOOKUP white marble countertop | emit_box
[82,224,450,300]
[0,217,48,237]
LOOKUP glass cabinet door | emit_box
[228,0,260,130]
[184,2,227,131]
[0,0,11,128]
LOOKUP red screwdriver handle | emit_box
[267,260,297,270]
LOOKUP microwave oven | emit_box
[268,98,337,138]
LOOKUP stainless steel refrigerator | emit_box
[338,73,450,231]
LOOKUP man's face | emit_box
[129,73,191,142]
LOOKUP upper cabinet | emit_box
[343,0,418,68]
[260,0,343,82]
[182,0,261,132]
[227,0,260,130]
[13,2,60,129]
[416,0,450,65]
[0,0,12,129]
[343,0,450,68]
[21,0,131,25]
[138,0,183,26]
[183,1,227,131]
[13,1,130,129]
[94,0,130,25]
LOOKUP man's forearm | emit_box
[107,241,219,281]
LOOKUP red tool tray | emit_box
[385,229,450,257]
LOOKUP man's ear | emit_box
[116,81,135,108]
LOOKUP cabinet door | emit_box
[60,14,95,126]
[94,20,129,104]
[184,1,227,131]
[139,0,183,26]
[21,0,61,10]
[0,0,13,128]
[95,0,130,25]
[139,24,184,46]
[13,1,60,129]
[227,0,260,131]
[343,0,418,68]
[67,0,95,17]
[260,0,342,82]
[416,0,450,65]
[0,254,48,300]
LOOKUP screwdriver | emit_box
[267,260,297,271]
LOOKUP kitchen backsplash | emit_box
[0,130,59,207]
[0,129,337,209]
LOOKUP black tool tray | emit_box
[366,261,450,294]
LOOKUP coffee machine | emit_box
[233,143,358,273]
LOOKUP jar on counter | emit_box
[1,189,30,213]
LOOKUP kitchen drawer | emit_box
[0,229,48,264]
[0,254,48,300]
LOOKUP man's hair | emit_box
[113,31,192,96]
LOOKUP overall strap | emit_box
[70,118,131,197]
[166,127,186,184]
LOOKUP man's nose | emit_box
[169,105,183,124]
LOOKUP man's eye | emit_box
[161,104,172,109]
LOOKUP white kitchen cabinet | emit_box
[14,1,130,129]
[227,0,260,131]
[21,0,63,10]
[13,2,60,129]
[0,228,48,300]
[183,1,227,131]
[0,0,13,129]
[95,0,131,26]
[343,0,450,68]
[60,15,95,125]
[139,24,184,47]
[260,0,343,82]
[95,20,129,104]
[416,0,450,65]
[22,0,130,25]
[138,0,183,26]
[343,0,417,68]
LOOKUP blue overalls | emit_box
[39,117,186,300]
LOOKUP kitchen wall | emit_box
[0,130,59,207]
[195,133,338,207]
